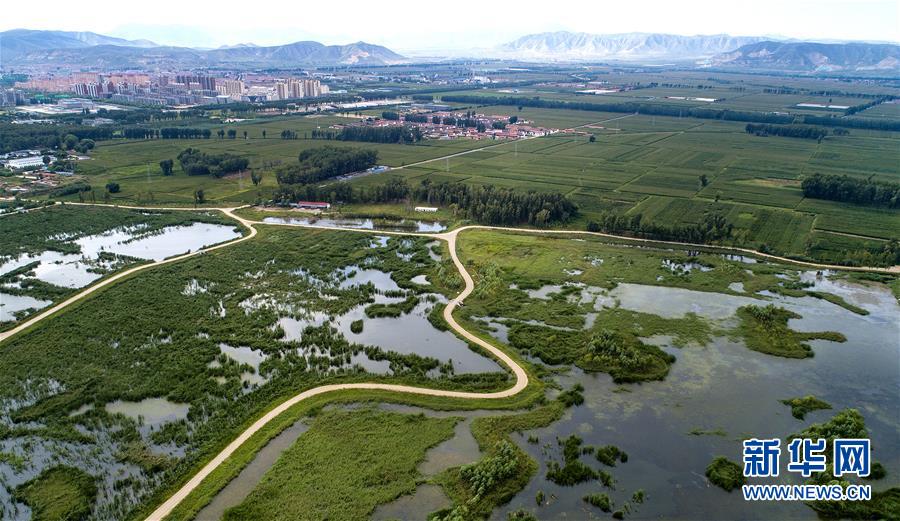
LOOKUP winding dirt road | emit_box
[0,203,894,521]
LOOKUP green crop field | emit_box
[23,69,897,266]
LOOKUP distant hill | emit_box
[711,41,900,72]
[497,31,768,61]
[0,29,157,56]
[0,29,406,68]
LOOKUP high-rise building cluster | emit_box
[272,79,329,100]
[11,71,331,107]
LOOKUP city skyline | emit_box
[2,0,897,52]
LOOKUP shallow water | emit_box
[492,276,900,520]
[336,265,402,292]
[217,343,270,386]
[262,216,446,232]
[194,420,311,521]
[0,293,52,322]
[0,223,240,290]
[610,282,763,319]
[332,299,503,374]
[104,398,190,427]
[371,484,451,521]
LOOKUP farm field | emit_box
[67,118,494,205]
[352,109,898,261]
[22,71,899,268]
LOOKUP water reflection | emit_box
[493,277,900,520]
[262,216,446,233]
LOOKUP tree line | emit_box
[122,127,215,139]
[275,146,378,185]
[844,96,895,116]
[745,123,829,140]
[586,211,733,245]
[439,94,900,132]
[0,124,115,153]
[274,177,577,226]
[801,173,899,208]
[176,148,249,177]
[311,125,423,144]
[412,181,577,226]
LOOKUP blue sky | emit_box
[3,0,897,50]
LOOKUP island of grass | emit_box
[222,408,456,520]
[13,466,97,521]
[789,409,899,519]
[735,304,846,358]
[780,395,832,420]
[705,457,745,492]
[433,399,568,520]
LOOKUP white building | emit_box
[6,156,45,169]
[414,206,439,213]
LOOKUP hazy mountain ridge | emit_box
[0,29,157,58]
[0,30,406,68]
[711,41,900,72]
[498,31,769,61]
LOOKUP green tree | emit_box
[589,135,596,143]
[251,171,262,186]
[262,129,267,139]
[105,182,120,193]
[194,189,205,204]
[63,134,79,150]
[227,129,237,139]
[159,159,174,176]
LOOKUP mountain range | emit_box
[0,29,406,68]
[710,40,900,72]
[1,29,897,72]
[497,32,769,61]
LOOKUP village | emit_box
[337,106,559,140]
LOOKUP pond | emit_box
[331,297,503,375]
[104,397,190,428]
[262,216,446,233]
[0,293,52,322]
[492,275,900,520]
[0,222,240,290]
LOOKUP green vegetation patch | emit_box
[734,304,846,358]
[705,457,745,492]
[780,395,832,420]
[788,409,899,519]
[13,466,98,521]
[583,492,612,512]
[434,402,564,520]
[223,408,456,521]
[546,435,598,486]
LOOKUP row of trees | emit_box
[275,146,378,185]
[122,127,216,139]
[274,177,578,226]
[176,148,249,177]
[413,181,577,226]
[801,173,899,208]
[745,123,830,140]
[586,212,733,245]
[440,95,900,132]
[0,124,114,153]
[309,125,423,144]
[844,96,896,116]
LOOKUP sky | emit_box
[2,0,897,51]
